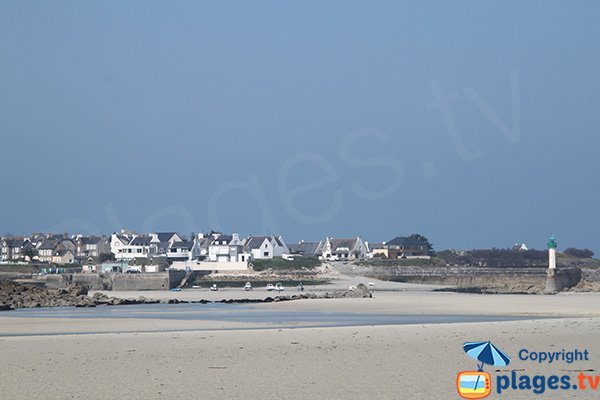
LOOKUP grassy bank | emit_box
[251,257,321,272]
[0,264,40,274]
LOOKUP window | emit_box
[263,252,269,257]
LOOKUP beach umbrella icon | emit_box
[463,341,511,371]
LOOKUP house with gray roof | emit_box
[208,233,250,263]
[52,249,75,265]
[384,236,429,258]
[243,235,289,260]
[1,238,31,262]
[110,232,154,261]
[150,232,183,255]
[316,237,368,260]
[167,241,194,261]
[288,240,322,257]
[37,239,64,263]
[75,236,110,258]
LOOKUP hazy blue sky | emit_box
[1,1,599,252]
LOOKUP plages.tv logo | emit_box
[457,341,511,399]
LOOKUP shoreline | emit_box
[1,282,599,399]
[1,316,598,399]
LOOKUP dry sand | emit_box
[1,291,599,399]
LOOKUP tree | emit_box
[99,253,116,263]
[564,248,594,259]
[408,233,435,256]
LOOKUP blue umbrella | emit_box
[463,341,511,371]
[463,341,511,393]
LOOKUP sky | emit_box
[1,1,599,252]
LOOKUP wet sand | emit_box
[1,291,599,399]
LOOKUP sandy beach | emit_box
[1,288,599,399]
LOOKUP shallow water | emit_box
[1,302,538,331]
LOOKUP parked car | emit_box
[265,283,275,291]
[275,282,284,292]
[244,282,253,291]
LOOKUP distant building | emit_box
[512,243,528,252]
[1,238,31,262]
[316,237,368,260]
[288,240,322,257]
[38,239,62,263]
[111,231,185,260]
[367,242,386,258]
[208,234,250,263]
[384,236,429,258]
[244,235,289,260]
[167,241,194,261]
[75,236,110,258]
[51,249,75,265]
[150,232,184,255]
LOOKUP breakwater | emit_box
[364,266,582,293]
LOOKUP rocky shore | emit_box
[0,281,372,311]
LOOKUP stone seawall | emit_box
[44,270,188,291]
[365,266,582,293]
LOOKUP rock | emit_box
[68,285,88,296]
[92,292,107,300]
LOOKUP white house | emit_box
[316,237,368,260]
[111,233,153,260]
[1,238,31,262]
[208,234,250,263]
[38,239,62,263]
[244,235,289,260]
[150,232,183,255]
[167,241,194,261]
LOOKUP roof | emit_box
[2,238,28,248]
[386,236,426,247]
[38,239,59,250]
[288,241,320,255]
[155,232,178,243]
[115,235,130,245]
[80,236,102,245]
[368,242,385,250]
[329,238,358,252]
[244,236,270,249]
[170,241,193,249]
[211,235,233,245]
[130,236,152,246]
